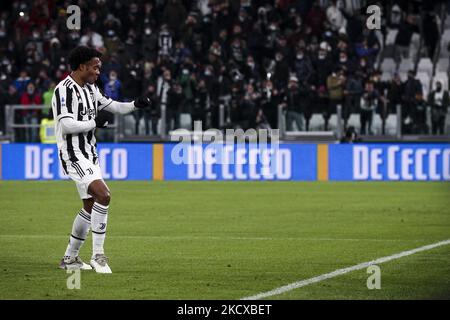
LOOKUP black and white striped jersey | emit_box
[52,75,113,166]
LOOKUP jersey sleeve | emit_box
[52,86,76,122]
[94,84,113,111]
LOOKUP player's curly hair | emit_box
[68,46,102,71]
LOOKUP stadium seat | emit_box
[179,113,192,130]
[381,71,392,82]
[439,30,450,58]
[398,58,414,73]
[385,114,398,136]
[399,72,408,82]
[309,114,325,131]
[385,28,398,46]
[417,58,433,78]
[328,114,338,131]
[409,33,421,62]
[347,114,361,132]
[436,58,449,73]
[381,58,396,73]
[371,114,383,135]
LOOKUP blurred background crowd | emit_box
[0,0,449,142]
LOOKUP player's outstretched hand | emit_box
[95,110,110,128]
[134,96,152,109]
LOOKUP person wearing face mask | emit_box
[103,70,121,101]
[428,81,449,135]
[20,82,42,142]
[294,49,313,84]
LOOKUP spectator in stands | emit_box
[162,0,187,38]
[326,68,346,131]
[240,83,261,130]
[20,82,42,142]
[422,11,439,59]
[428,81,449,135]
[326,0,347,32]
[394,14,418,65]
[191,79,211,130]
[387,73,404,114]
[293,47,314,84]
[260,79,282,129]
[283,76,304,131]
[402,70,423,131]
[14,70,31,95]
[411,93,428,134]
[41,81,55,119]
[104,70,122,101]
[157,68,172,129]
[143,83,160,135]
[343,72,363,129]
[79,27,104,50]
[166,81,184,132]
[360,81,378,135]
[340,126,361,143]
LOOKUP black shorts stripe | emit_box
[91,230,106,235]
[72,162,85,178]
[70,234,86,241]
[55,88,62,115]
[71,162,84,178]
[71,165,83,179]
[59,150,68,175]
[66,134,78,162]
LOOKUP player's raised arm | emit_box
[95,85,152,114]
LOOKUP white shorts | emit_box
[65,158,104,199]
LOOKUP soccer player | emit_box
[53,46,151,273]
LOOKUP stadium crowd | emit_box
[0,0,448,142]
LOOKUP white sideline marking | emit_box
[241,239,450,300]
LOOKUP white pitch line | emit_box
[241,238,450,300]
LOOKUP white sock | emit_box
[64,209,91,257]
[91,202,108,258]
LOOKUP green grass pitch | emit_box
[0,181,449,300]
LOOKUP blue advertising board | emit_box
[1,143,152,180]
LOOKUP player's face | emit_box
[82,57,102,84]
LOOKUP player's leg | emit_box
[87,179,112,273]
[59,197,94,270]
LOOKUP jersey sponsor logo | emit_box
[79,106,95,117]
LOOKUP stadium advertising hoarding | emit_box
[0,143,449,181]
[329,144,450,181]
[0,143,152,180]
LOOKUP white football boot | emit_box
[90,254,112,274]
[59,256,92,270]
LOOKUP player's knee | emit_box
[96,191,111,206]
